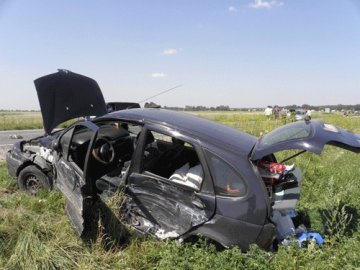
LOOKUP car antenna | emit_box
[138,84,182,104]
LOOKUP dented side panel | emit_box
[126,173,212,238]
[190,214,270,250]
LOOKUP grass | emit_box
[1,112,360,269]
[0,112,77,131]
[0,112,43,130]
[192,111,360,135]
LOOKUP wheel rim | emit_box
[25,174,40,194]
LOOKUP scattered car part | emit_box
[9,134,23,139]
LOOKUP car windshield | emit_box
[258,122,312,148]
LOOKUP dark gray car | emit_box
[6,70,360,251]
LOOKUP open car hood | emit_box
[34,70,107,134]
[251,120,360,160]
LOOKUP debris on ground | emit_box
[9,134,23,139]
[272,210,324,247]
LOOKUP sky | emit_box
[0,0,360,110]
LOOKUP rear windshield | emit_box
[259,122,312,147]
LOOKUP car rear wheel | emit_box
[18,165,51,195]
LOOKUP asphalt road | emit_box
[0,129,45,160]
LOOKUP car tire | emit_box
[18,165,51,195]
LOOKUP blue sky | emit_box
[0,0,360,109]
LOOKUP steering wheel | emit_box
[92,137,115,164]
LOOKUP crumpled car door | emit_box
[125,172,214,239]
[54,121,99,237]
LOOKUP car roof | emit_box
[98,108,257,155]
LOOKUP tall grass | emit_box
[1,112,360,269]
[0,112,79,131]
[0,112,43,130]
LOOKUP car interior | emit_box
[62,121,205,195]
[61,122,137,193]
[140,130,204,190]
[92,123,142,193]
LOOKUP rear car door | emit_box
[124,126,216,238]
[54,121,100,237]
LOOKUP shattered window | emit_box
[207,153,246,197]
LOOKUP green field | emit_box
[0,112,76,131]
[0,112,43,130]
[1,112,360,269]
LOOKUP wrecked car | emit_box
[6,70,360,251]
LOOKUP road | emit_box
[0,129,44,160]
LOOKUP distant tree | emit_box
[215,105,230,111]
[301,104,311,109]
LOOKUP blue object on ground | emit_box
[287,209,297,218]
[296,232,324,246]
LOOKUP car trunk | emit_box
[250,120,360,239]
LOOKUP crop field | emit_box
[1,112,360,269]
[0,112,75,131]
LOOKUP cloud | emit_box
[249,0,283,9]
[151,72,168,78]
[228,6,238,13]
[162,48,178,56]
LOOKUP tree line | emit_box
[163,104,360,112]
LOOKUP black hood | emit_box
[34,70,107,134]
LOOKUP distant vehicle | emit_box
[295,110,306,121]
[264,106,272,117]
[6,70,360,251]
